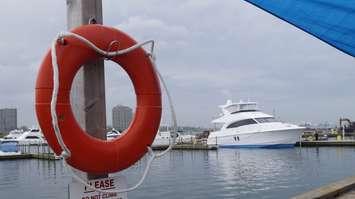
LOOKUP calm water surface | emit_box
[1,147,355,198]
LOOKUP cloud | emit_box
[105,0,355,126]
[0,0,353,128]
[115,16,190,51]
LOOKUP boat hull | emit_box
[207,128,303,149]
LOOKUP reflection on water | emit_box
[1,148,355,198]
[0,159,69,199]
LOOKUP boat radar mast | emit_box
[219,100,258,115]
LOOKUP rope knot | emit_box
[56,32,68,45]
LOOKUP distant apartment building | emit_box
[0,108,17,133]
[112,105,133,131]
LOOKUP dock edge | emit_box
[291,176,355,199]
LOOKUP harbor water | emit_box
[1,147,355,198]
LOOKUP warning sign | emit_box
[69,175,128,199]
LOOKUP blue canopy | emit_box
[244,0,355,57]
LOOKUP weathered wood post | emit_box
[66,0,107,179]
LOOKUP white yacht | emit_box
[3,128,46,145]
[106,129,121,140]
[152,131,172,148]
[207,100,305,148]
[106,128,173,148]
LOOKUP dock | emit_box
[152,143,217,150]
[0,153,32,160]
[0,144,60,161]
[1,142,216,160]
[173,143,217,150]
[291,176,355,199]
[296,140,355,147]
[30,153,61,160]
[0,153,60,160]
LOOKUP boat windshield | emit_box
[25,136,41,139]
[255,117,277,123]
[226,119,257,129]
[213,123,224,131]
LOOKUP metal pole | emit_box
[299,135,302,148]
[66,0,107,179]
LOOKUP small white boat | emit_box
[106,129,121,140]
[152,131,172,148]
[176,134,195,144]
[207,100,305,148]
[106,128,173,148]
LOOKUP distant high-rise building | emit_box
[0,108,17,133]
[112,105,133,131]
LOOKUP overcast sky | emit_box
[0,0,354,128]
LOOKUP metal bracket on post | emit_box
[88,17,97,24]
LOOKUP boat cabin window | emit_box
[25,136,40,139]
[1,140,18,144]
[255,117,277,123]
[227,119,257,129]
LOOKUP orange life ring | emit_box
[35,24,162,173]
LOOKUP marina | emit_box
[1,117,355,198]
[0,0,354,198]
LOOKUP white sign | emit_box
[69,175,128,199]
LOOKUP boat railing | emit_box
[17,143,59,158]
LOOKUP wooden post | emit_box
[66,0,107,179]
